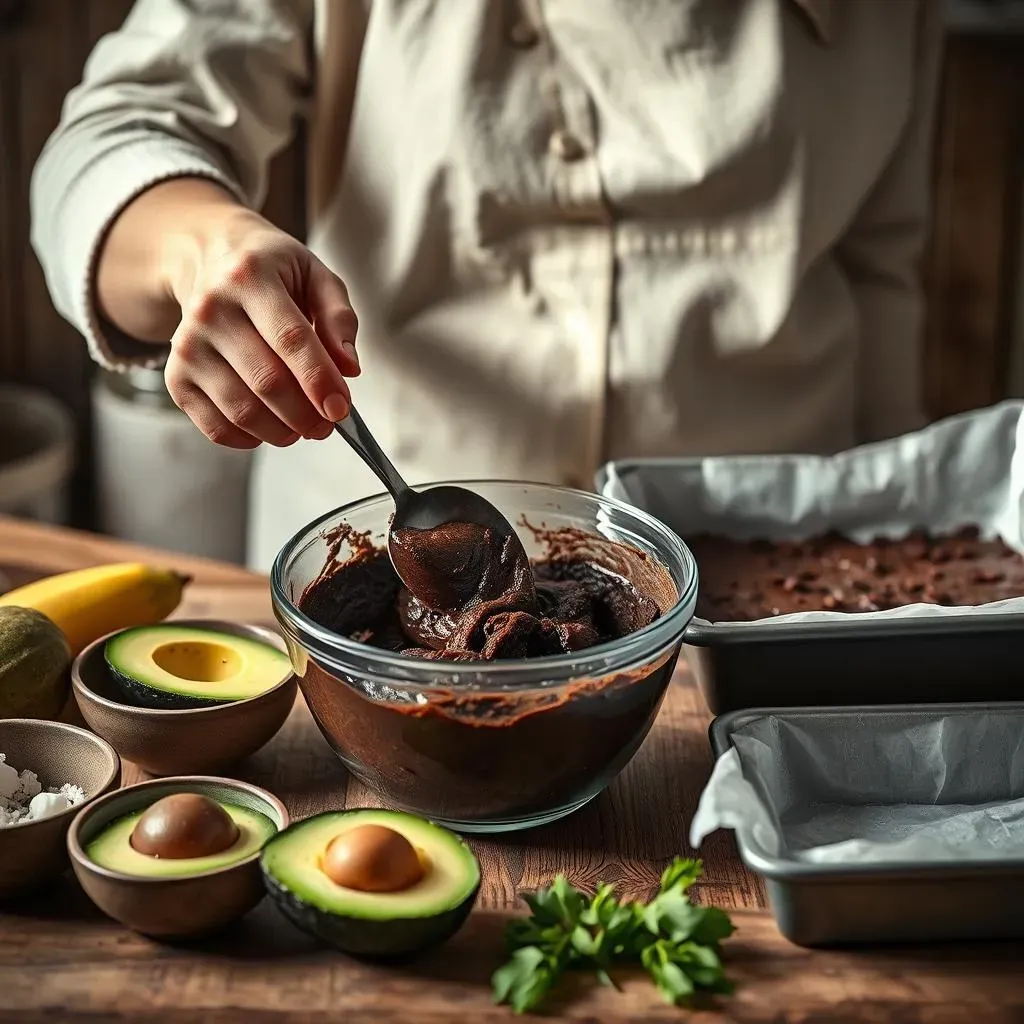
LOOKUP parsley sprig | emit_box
[491,858,735,1014]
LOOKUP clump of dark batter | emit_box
[300,522,662,662]
[690,525,1024,622]
[389,521,537,613]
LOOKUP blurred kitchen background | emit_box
[0,0,1022,565]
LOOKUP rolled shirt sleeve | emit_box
[838,0,945,443]
[29,0,313,370]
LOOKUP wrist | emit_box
[156,179,257,308]
[96,176,252,345]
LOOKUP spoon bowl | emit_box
[333,411,532,605]
[392,482,520,537]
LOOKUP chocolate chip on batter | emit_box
[687,526,1024,622]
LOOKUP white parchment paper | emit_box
[596,401,1024,627]
[689,709,1024,865]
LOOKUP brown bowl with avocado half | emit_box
[67,775,289,938]
[71,619,297,776]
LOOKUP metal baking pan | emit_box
[704,703,1024,947]
[596,402,1024,714]
[684,615,1024,714]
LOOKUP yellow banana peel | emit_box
[0,563,191,655]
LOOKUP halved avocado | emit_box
[260,809,481,957]
[105,624,292,709]
[87,801,277,877]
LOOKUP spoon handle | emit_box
[333,407,411,503]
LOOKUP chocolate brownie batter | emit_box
[294,521,679,823]
[303,521,661,662]
[389,521,537,613]
[691,526,1024,622]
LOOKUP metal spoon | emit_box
[333,409,531,606]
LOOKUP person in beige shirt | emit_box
[31,0,943,572]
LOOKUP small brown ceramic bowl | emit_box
[71,620,297,776]
[68,775,289,938]
[0,719,121,899]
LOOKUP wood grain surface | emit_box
[3,516,1024,1023]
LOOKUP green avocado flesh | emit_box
[260,809,481,956]
[105,624,291,709]
[87,801,276,877]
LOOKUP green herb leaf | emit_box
[505,917,559,952]
[659,857,703,894]
[491,857,736,1015]
[650,959,696,1005]
[491,946,565,1015]
[643,887,704,941]
[579,882,617,926]
[571,924,600,958]
[523,875,586,929]
[691,905,737,945]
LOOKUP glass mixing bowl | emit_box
[271,481,698,833]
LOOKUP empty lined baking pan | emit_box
[698,703,1024,946]
[597,402,1024,713]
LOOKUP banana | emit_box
[0,563,191,655]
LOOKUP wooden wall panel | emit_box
[0,0,304,529]
[0,24,17,387]
[0,0,136,528]
[923,34,1024,420]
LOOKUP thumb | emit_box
[306,260,360,377]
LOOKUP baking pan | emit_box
[700,703,1024,947]
[684,616,1024,714]
[596,401,1024,714]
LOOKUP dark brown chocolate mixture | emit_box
[690,525,1024,622]
[294,521,679,823]
[389,521,537,613]
[301,522,662,661]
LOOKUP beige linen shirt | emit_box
[31,0,943,571]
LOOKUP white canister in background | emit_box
[92,367,253,564]
[0,384,75,525]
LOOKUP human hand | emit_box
[162,203,359,450]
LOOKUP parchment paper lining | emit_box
[690,708,1024,865]
[597,401,1024,629]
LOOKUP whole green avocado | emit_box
[0,605,71,720]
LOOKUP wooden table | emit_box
[2,515,1023,1023]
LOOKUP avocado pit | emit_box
[129,793,240,859]
[322,823,425,892]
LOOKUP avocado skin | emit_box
[106,665,228,710]
[0,605,71,719]
[261,866,480,958]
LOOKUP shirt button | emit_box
[549,129,586,162]
[508,19,540,48]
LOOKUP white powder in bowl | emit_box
[0,753,86,827]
